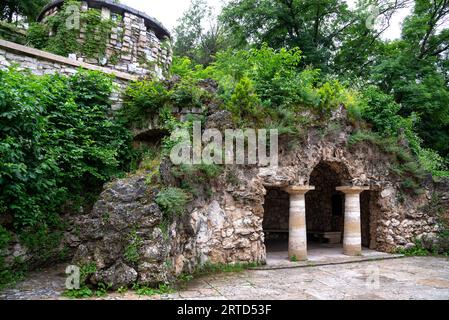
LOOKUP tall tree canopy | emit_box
[220,0,410,71]
[173,0,229,65]
[216,0,449,159]
[0,0,50,23]
[369,0,449,156]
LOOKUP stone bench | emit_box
[308,231,342,244]
[264,229,288,234]
[264,230,342,244]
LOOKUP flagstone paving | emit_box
[1,256,449,300]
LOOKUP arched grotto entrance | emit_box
[305,161,350,247]
[262,161,377,263]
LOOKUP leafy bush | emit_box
[120,80,169,127]
[397,240,430,256]
[228,76,262,124]
[155,187,190,219]
[170,80,207,110]
[0,68,132,273]
[359,86,403,136]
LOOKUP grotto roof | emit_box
[37,0,171,39]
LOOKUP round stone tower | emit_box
[37,0,172,78]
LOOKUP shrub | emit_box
[155,187,190,219]
[359,86,403,136]
[120,80,169,127]
[0,68,132,279]
[227,76,263,125]
[397,240,430,256]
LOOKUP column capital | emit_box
[336,186,369,194]
[284,185,315,195]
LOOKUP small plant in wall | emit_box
[290,255,298,262]
[124,230,143,265]
[155,187,190,219]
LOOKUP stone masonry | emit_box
[70,105,449,288]
[0,39,135,110]
[38,0,172,78]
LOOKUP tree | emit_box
[220,0,410,71]
[173,0,229,65]
[369,0,449,157]
[0,0,50,23]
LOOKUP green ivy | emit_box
[27,1,116,61]
[0,68,133,279]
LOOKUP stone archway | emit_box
[305,161,351,244]
[261,161,377,262]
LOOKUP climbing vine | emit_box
[27,0,117,61]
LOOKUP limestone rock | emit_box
[92,261,137,290]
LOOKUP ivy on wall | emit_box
[0,21,27,45]
[27,0,117,61]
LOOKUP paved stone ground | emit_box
[260,243,402,269]
[1,257,449,300]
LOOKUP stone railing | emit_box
[0,39,138,110]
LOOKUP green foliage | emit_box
[132,283,174,296]
[170,80,207,110]
[117,286,128,294]
[171,163,222,197]
[82,8,115,59]
[62,262,99,298]
[348,130,381,147]
[124,231,142,265]
[173,0,229,65]
[63,285,94,299]
[358,86,403,137]
[228,76,262,125]
[27,1,116,60]
[0,21,26,44]
[396,240,430,257]
[119,80,169,128]
[0,226,24,289]
[191,46,354,125]
[0,0,49,23]
[172,164,222,184]
[155,187,190,219]
[119,77,210,131]
[0,68,132,262]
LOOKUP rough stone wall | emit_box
[177,107,447,267]
[70,106,449,289]
[42,5,172,78]
[0,40,133,110]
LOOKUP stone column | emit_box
[284,186,315,261]
[336,186,370,256]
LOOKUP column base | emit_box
[289,249,307,261]
[343,244,362,256]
